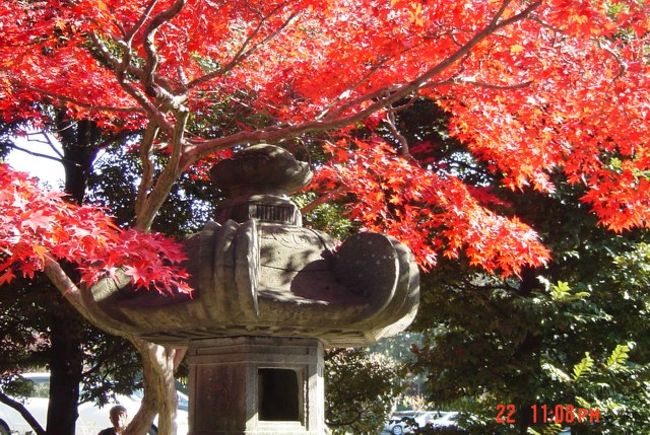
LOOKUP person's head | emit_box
[109,405,127,429]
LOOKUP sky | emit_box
[6,133,65,188]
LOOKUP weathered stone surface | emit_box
[210,144,312,197]
[90,145,419,347]
[90,144,420,435]
[94,217,418,347]
[187,337,324,435]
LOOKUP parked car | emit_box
[384,410,466,434]
[429,411,459,429]
[0,372,189,435]
[384,410,443,434]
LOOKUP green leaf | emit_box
[545,280,590,302]
[606,343,632,371]
[572,352,594,381]
[542,362,571,384]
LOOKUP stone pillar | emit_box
[187,337,325,435]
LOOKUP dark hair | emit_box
[109,405,127,417]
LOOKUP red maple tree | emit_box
[1,0,649,433]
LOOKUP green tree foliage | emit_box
[362,98,650,435]
[325,349,407,435]
[87,142,219,233]
[411,184,650,434]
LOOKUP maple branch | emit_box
[135,123,159,218]
[188,6,299,89]
[319,2,527,123]
[141,0,187,101]
[319,34,439,121]
[316,56,391,120]
[493,0,541,31]
[90,32,183,104]
[528,16,563,34]
[177,65,189,88]
[122,80,175,131]
[597,39,627,81]
[135,108,189,231]
[89,33,175,132]
[386,95,418,113]
[90,23,184,129]
[19,84,143,113]
[319,85,401,123]
[385,110,410,157]
[124,338,169,435]
[126,0,161,42]
[182,0,541,166]
[42,256,130,337]
[89,32,134,83]
[445,78,533,90]
[301,187,347,215]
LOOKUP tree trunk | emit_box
[126,339,179,435]
[46,301,84,435]
[58,117,100,205]
[44,115,99,435]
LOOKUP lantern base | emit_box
[187,336,325,435]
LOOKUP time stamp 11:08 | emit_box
[496,404,601,425]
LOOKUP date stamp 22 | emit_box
[496,404,601,425]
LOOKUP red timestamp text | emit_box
[496,403,601,425]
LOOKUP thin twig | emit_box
[448,78,533,90]
[25,132,64,158]
[42,132,65,158]
[3,141,67,165]
[385,111,411,157]
[597,39,627,81]
[386,95,418,114]
[301,186,347,215]
[188,6,298,89]
[125,0,161,42]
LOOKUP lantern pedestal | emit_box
[187,336,325,435]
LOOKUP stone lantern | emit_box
[92,145,419,435]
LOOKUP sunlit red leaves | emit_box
[581,161,650,233]
[1,0,650,278]
[1,0,647,131]
[311,139,550,276]
[185,148,234,181]
[430,3,650,234]
[0,164,191,294]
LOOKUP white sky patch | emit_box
[6,132,65,189]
